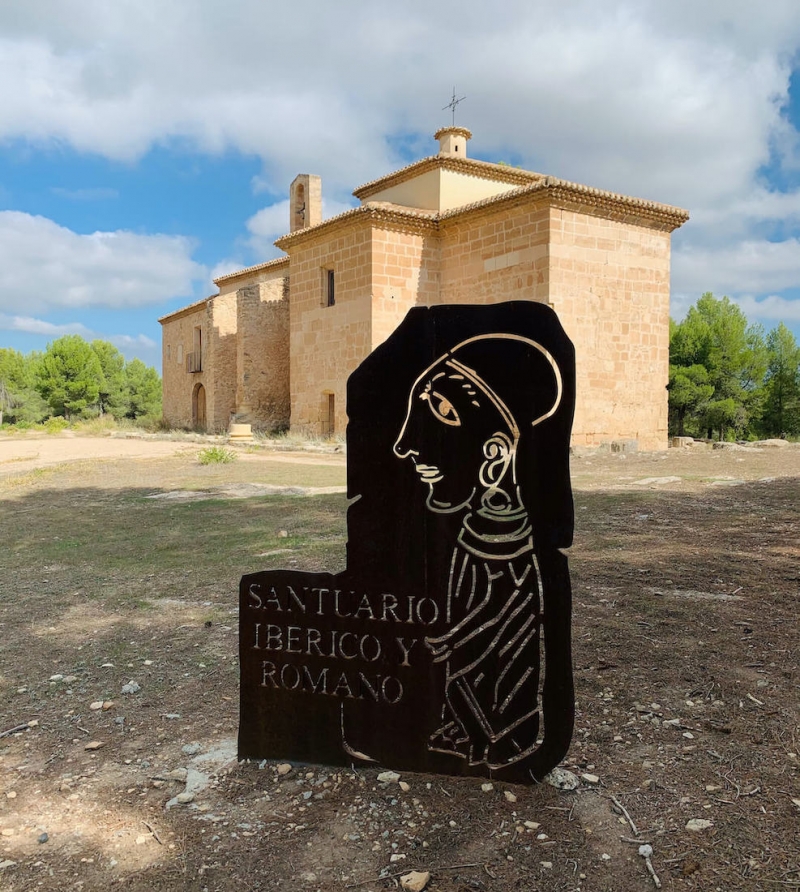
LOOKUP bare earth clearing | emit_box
[0,433,798,892]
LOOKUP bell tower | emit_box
[290,174,322,232]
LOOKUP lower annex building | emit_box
[159,127,688,450]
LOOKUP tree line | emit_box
[669,292,800,440]
[0,335,161,426]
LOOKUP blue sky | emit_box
[2,1,800,372]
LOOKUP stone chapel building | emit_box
[159,127,688,450]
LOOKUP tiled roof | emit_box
[213,255,289,285]
[158,295,214,324]
[352,155,543,199]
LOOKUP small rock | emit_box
[686,818,713,832]
[168,768,188,782]
[27,719,38,728]
[38,833,48,844]
[182,743,202,755]
[504,790,517,802]
[400,870,430,891]
[135,834,151,845]
[121,681,140,695]
[481,783,494,793]
[639,844,653,858]
[175,792,195,804]
[163,713,181,720]
[544,767,579,791]
[63,675,77,683]
[278,530,289,538]
[102,701,114,710]
[683,731,695,739]
[448,820,457,827]
[84,741,104,751]
[276,763,292,776]
[540,861,553,869]
[399,781,411,792]
[581,773,600,785]
[300,872,317,883]
[49,674,63,682]
[389,853,406,862]
[89,701,104,711]
[601,853,611,861]
[143,660,153,666]
[0,860,17,870]
[6,791,16,799]
[524,821,540,830]
[377,771,400,784]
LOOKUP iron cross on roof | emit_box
[443,88,466,126]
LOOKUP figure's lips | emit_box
[415,464,443,483]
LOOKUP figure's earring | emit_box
[479,432,514,513]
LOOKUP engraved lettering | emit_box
[261,660,278,688]
[302,665,329,694]
[380,593,400,622]
[286,626,302,654]
[264,586,283,611]
[339,632,358,660]
[253,623,261,650]
[280,663,301,690]
[265,624,283,651]
[287,586,306,613]
[359,635,382,662]
[332,671,355,699]
[353,593,376,620]
[306,627,323,657]
[416,598,440,625]
[358,672,380,702]
[381,676,404,704]
[395,636,418,667]
[334,590,352,618]
[248,584,263,609]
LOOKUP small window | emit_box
[322,392,335,436]
[324,268,335,307]
[177,344,184,364]
[166,344,171,360]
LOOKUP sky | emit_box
[2,0,800,372]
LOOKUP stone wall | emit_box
[207,291,238,431]
[548,207,672,450]
[160,300,208,429]
[237,274,290,430]
[288,223,373,434]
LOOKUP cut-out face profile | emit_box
[393,334,562,516]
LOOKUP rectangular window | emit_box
[177,344,184,364]
[166,344,171,360]
[322,392,335,436]
[324,268,335,307]
[190,326,202,372]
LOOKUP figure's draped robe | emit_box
[425,509,544,769]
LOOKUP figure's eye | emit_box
[427,391,461,426]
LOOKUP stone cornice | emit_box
[352,155,543,200]
[433,126,473,141]
[437,177,690,232]
[213,255,290,286]
[271,175,688,252]
[158,295,214,325]
[274,203,438,250]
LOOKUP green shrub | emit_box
[197,446,237,465]
[43,416,70,434]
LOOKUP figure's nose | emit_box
[393,422,418,459]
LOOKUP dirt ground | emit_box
[0,433,798,891]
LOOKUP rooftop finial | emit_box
[443,87,466,126]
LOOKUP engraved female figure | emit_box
[393,335,563,771]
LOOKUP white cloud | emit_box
[0,314,93,337]
[673,238,800,296]
[0,212,206,314]
[2,1,800,326]
[245,198,355,257]
[734,294,800,323]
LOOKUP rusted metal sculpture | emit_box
[239,301,575,782]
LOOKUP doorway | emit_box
[192,383,207,430]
